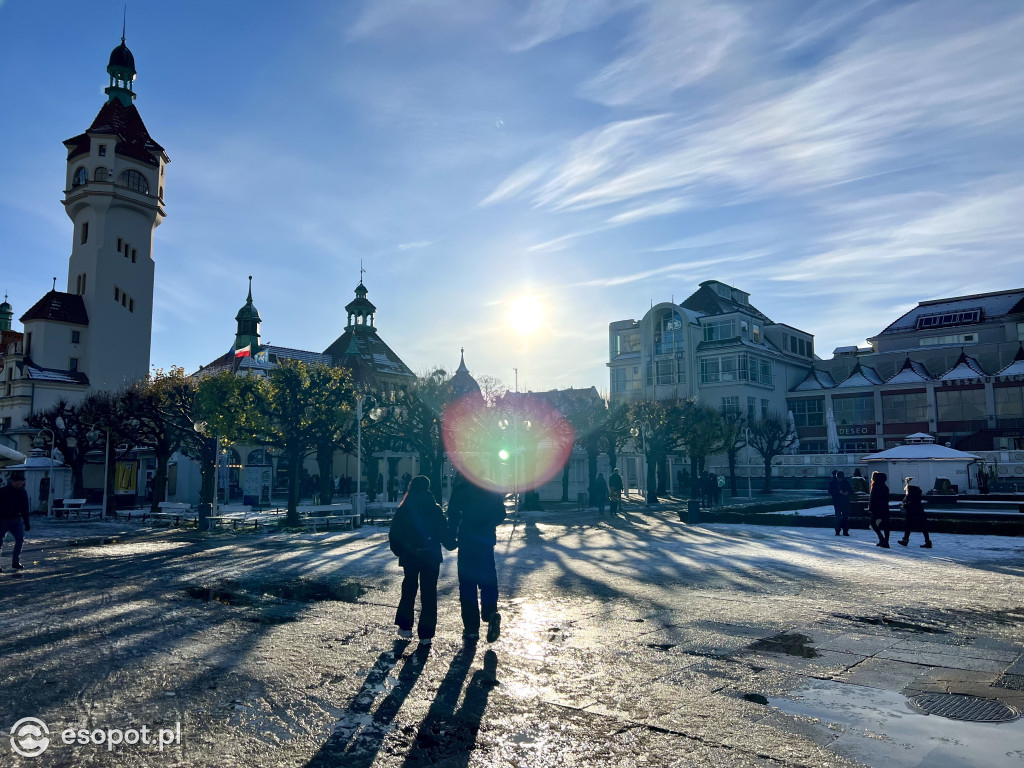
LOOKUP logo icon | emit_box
[11,717,50,757]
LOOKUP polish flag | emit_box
[234,344,251,358]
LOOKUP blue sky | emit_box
[2,1,1022,393]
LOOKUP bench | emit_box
[297,504,361,532]
[152,502,195,527]
[363,501,399,524]
[207,514,252,531]
[302,515,358,532]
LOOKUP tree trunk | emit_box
[104,441,116,516]
[645,451,658,504]
[727,448,738,496]
[150,450,170,515]
[607,445,617,477]
[286,452,302,526]
[690,455,700,501]
[387,456,401,502]
[317,443,335,504]
[560,463,570,503]
[762,456,774,493]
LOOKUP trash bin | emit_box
[685,498,700,524]
[577,492,588,512]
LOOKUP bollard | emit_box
[198,502,212,532]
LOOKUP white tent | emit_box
[0,444,27,464]
[862,435,979,492]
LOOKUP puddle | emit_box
[772,679,1024,767]
[832,613,949,635]
[186,578,366,607]
[747,632,821,658]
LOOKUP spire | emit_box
[456,347,469,374]
[105,26,138,107]
[0,293,12,332]
[345,281,376,332]
[234,276,262,352]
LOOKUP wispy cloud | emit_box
[573,252,766,287]
[511,0,633,52]
[397,240,434,251]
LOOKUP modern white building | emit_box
[0,35,167,455]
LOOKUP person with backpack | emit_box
[897,477,932,548]
[389,476,449,645]
[446,474,507,643]
[0,471,30,571]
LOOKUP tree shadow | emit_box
[305,639,428,768]
[402,648,498,767]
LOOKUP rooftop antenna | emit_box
[122,5,126,43]
[52,277,57,291]
[360,259,365,284]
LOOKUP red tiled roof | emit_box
[20,291,89,326]
[64,100,165,167]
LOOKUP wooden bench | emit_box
[302,515,357,532]
[152,502,194,526]
[297,504,361,532]
[363,501,399,524]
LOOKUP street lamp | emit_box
[34,428,55,518]
[745,426,753,499]
[86,425,110,520]
[629,423,654,504]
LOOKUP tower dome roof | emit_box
[108,41,136,73]
[235,278,262,324]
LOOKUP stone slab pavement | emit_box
[1,505,1022,767]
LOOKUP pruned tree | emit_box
[391,369,453,503]
[26,399,98,498]
[675,402,725,501]
[626,398,690,504]
[747,412,797,492]
[719,410,747,497]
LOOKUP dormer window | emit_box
[72,167,88,187]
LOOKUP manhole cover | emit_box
[909,693,1020,722]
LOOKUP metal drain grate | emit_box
[909,693,1020,723]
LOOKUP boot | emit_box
[920,541,932,548]
[897,539,908,546]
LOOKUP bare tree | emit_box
[747,412,797,493]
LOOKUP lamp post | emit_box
[34,428,55,518]
[86,425,110,520]
[746,426,753,499]
[629,423,654,505]
[356,396,363,497]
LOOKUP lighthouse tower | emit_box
[61,34,168,390]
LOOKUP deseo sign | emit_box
[837,426,871,436]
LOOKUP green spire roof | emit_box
[105,30,138,107]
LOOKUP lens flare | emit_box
[443,393,575,494]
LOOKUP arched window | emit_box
[72,167,88,187]
[117,169,150,194]
[94,167,109,182]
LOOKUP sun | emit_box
[507,295,544,335]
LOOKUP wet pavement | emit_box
[1,504,1022,767]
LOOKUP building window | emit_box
[936,388,986,423]
[611,365,643,393]
[703,319,736,342]
[75,275,82,294]
[72,166,88,186]
[71,330,80,344]
[25,332,31,355]
[122,293,127,307]
[789,399,824,427]
[655,310,685,354]
[69,358,79,372]
[839,439,874,454]
[915,309,982,330]
[833,395,875,427]
[81,273,86,293]
[129,298,135,312]
[747,396,756,422]
[117,169,150,194]
[752,324,760,343]
[882,392,928,423]
[80,221,89,244]
[117,237,122,251]
[722,396,740,417]
[98,145,106,156]
[995,387,1024,420]
[131,248,137,263]
[920,333,977,347]
[761,399,769,421]
[790,336,798,354]
[798,440,828,455]
[114,287,120,301]
[700,358,720,383]
[94,167,109,182]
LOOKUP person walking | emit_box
[0,471,31,571]
[389,476,448,645]
[591,472,608,517]
[828,470,852,536]
[868,471,891,548]
[446,474,507,643]
[608,468,623,516]
[897,477,932,548]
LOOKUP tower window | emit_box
[94,167,108,182]
[76,275,81,294]
[71,330,80,344]
[80,221,89,244]
[72,167,88,187]
[122,293,127,307]
[129,298,134,312]
[117,169,149,194]
[131,249,137,263]
[98,145,106,156]
[69,358,79,372]
[117,237,122,251]
[114,287,120,301]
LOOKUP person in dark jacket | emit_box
[608,468,623,515]
[590,473,608,517]
[0,471,31,571]
[446,474,507,643]
[828,470,852,536]
[897,478,932,548]
[868,471,891,548]
[389,475,448,644]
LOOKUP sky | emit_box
[1,0,1022,394]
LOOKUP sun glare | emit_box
[508,295,544,335]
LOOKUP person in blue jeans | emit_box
[446,475,506,643]
[0,471,31,571]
